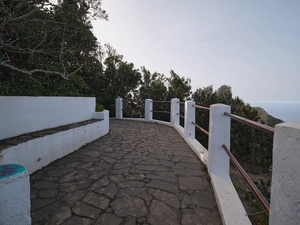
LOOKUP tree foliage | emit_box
[0,1,274,169]
[193,86,273,168]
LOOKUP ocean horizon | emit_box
[247,101,300,123]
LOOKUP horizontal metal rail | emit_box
[193,104,210,111]
[122,108,144,112]
[152,100,171,103]
[222,144,270,215]
[192,122,209,136]
[177,113,184,119]
[179,102,185,105]
[224,112,274,135]
[151,110,170,114]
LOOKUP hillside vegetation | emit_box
[0,0,277,170]
[255,107,283,127]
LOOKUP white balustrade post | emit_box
[171,98,180,126]
[208,104,231,176]
[184,101,195,138]
[270,122,300,225]
[115,97,123,119]
[0,164,31,225]
[145,99,153,121]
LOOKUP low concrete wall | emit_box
[0,164,31,225]
[270,121,300,225]
[0,96,96,140]
[0,111,109,174]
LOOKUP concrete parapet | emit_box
[0,96,96,140]
[0,164,31,225]
[270,121,300,225]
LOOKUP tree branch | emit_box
[0,61,83,79]
[9,2,45,22]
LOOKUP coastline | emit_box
[247,101,300,123]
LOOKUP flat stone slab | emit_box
[111,197,148,217]
[30,119,221,224]
[179,177,209,190]
[148,199,179,225]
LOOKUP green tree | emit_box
[98,44,141,115]
[192,85,273,168]
[167,70,192,101]
[0,0,107,96]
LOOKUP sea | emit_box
[246,101,300,123]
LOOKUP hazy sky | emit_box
[92,0,300,103]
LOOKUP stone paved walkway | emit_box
[30,119,222,225]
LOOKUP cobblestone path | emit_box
[30,119,222,225]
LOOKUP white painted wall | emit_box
[0,167,31,225]
[270,121,300,225]
[0,96,96,140]
[0,111,109,174]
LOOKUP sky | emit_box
[92,0,300,103]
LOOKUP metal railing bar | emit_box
[222,144,270,215]
[224,112,274,135]
[152,100,171,103]
[192,122,209,136]
[122,99,140,102]
[179,102,185,105]
[177,113,184,119]
[192,104,210,111]
[151,110,171,114]
[122,108,144,112]
[247,211,266,217]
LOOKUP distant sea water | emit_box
[247,101,300,122]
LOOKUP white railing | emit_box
[116,97,300,225]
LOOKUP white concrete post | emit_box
[208,104,231,176]
[171,98,180,126]
[115,97,123,119]
[184,101,195,138]
[0,164,31,225]
[145,99,153,121]
[270,122,300,225]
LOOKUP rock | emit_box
[45,206,72,225]
[216,85,231,95]
[179,177,209,190]
[72,202,100,219]
[152,190,180,209]
[147,199,179,225]
[111,197,148,217]
[181,213,202,225]
[95,213,122,225]
[82,192,110,210]
[61,216,93,225]
[38,189,58,198]
[145,179,178,194]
